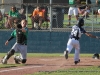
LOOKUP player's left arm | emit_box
[22,27,28,37]
[21,27,28,33]
[85,32,99,39]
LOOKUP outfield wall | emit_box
[0,31,100,53]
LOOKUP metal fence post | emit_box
[25,4,28,21]
[50,0,52,31]
[91,6,94,32]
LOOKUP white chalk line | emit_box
[40,59,59,61]
[0,65,42,73]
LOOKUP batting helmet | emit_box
[77,18,84,27]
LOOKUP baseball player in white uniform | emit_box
[64,18,100,65]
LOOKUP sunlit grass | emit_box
[31,66,100,75]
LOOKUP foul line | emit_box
[0,66,42,73]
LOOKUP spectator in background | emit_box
[6,6,20,29]
[96,0,100,15]
[78,0,91,18]
[0,10,2,21]
[18,8,26,20]
[67,0,80,26]
[30,6,45,30]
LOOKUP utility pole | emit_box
[37,0,38,4]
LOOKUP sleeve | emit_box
[16,11,20,18]
[11,30,16,37]
[32,9,37,16]
[42,10,44,18]
[8,30,16,41]
[8,36,14,41]
[82,28,86,33]
[24,27,28,37]
[8,11,11,17]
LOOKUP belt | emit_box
[70,37,79,40]
[17,43,27,45]
[21,43,27,45]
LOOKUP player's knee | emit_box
[6,49,15,59]
[22,59,27,64]
[8,49,15,55]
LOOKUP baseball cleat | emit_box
[1,57,7,64]
[65,50,68,59]
[14,55,20,64]
[92,53,99,59]
[74,59,80,65]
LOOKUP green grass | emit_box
[0,53,62,57]
[27,53,95,57]
[32,66,100,75]
[0,53,94,57]
[0,64,25,68]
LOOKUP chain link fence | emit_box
[0,3,100,32]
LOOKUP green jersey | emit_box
[11,27,28,44]
[69,0,78,7]
[69,0,75,5]
[9,10,19,18]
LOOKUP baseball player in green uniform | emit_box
[1,19,28,64]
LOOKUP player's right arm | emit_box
[5,30,16,45]
[5,36,14,45]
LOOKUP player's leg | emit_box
[14,55,27,64]
[1,49,15,64]
[14,55,21,64]
[14,45,27,64]
[68,7,73,26]
[1,43,18,64]
[64,38,73,59]
[73,7,79,21]
[74,41,80,65]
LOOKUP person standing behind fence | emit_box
[67,0,80,26]
[1,19,28,64]
[96,0,100,15]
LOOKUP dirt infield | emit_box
[0,56,100,75]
